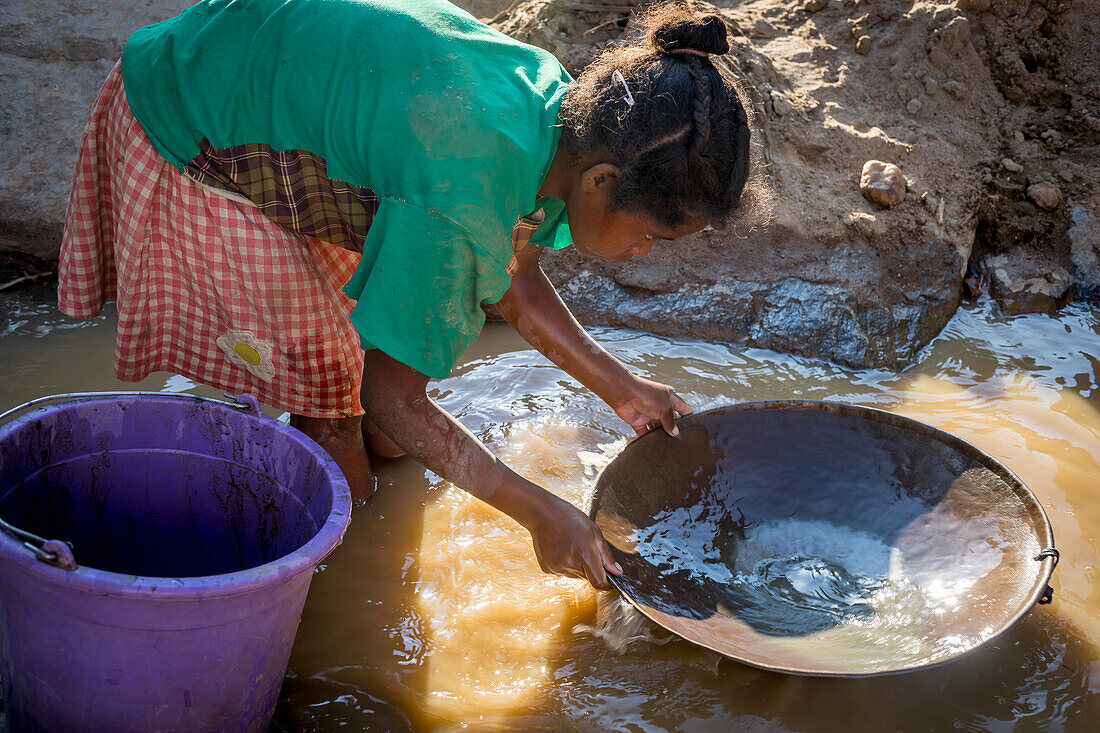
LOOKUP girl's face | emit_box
[564,164,706,261]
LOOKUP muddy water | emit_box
[1,283,1098,731]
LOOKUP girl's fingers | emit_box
[599,539,623,577]
[584,552,610,589]
[671,391,693,416]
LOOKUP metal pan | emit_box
[589,401,1058,676]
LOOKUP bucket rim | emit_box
[588,398,1058,677]
[0,392,353,598]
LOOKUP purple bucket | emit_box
[0,392,351,732]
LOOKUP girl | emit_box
[58,0,752,590]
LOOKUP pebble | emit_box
[923,77,939,96]
[1001,158,1023,173]
[907,97,923,115]
[1027,182,1062,211]
[805,0,828,11]
[1058,169,1074,183]
[860,160,907,207]
[942,80,966,99]
[771,91,793,116]
[855,35,872,55]
[928,47,951,72]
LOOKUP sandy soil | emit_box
[474,0,1099,365]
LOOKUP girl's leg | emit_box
[361,416,407,459]
[290,414,376,500]
[360,371,407,459]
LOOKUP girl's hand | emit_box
[611,375,694,437]
[526,493,622,589]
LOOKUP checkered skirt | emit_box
[58,63,366,417]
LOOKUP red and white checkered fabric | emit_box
[58,63,365,418]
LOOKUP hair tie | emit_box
[612,69,635,107]
[669,48,709,58]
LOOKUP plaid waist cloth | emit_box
[186,142,547,256]
[185,141,379,254]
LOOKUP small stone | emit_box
[923,77,939,96]
[1014,130,1025,144]
[855,35,872,55]
[1027,182,1062,211]
[860,160,907,207]
[1058,168,1074,183]
[805,0,828,12]
[907,97,923,115]
[928,47,951,72]
[942,80,966,99]
[1001,157,1023,173]
[770,91,793,116]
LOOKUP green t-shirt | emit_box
[121,0,573,378]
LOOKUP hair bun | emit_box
[650,12,730,57]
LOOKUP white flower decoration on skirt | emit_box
[216,330,275,382]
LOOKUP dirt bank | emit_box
[1,0,1096,369]
[490,0,1099,367]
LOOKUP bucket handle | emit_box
[0,517,77,570]
[0,391,261,571]
[0,390,261,426]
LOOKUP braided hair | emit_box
[558,3,751,229]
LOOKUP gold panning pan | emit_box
[589,400,1058,677]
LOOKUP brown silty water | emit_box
[1,283,1098,731]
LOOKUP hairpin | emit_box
[612,69,635,107]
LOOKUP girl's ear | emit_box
[579,163,621,193]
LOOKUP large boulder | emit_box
[0,1,195,257]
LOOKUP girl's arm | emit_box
[495,244,692,436]
[359,348,622,588]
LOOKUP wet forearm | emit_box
[359,350,554,528]
[496,266,635,404]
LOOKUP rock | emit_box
[1058,169,1075,183]
[860,161,907,207]
[770,91,793,116]
[981,250,1073,316]
[855,35,872,55]
[1068,205,1100,298]
[907,97,923,115]
[939,17,971,56]
[942,80,966,99]
[804,0,828,12]
[923,77,939,96]
[1027,182,1062,211]
[1001,158,1023,173]
[928,47,951,72]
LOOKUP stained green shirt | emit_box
[121,0,573,378]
